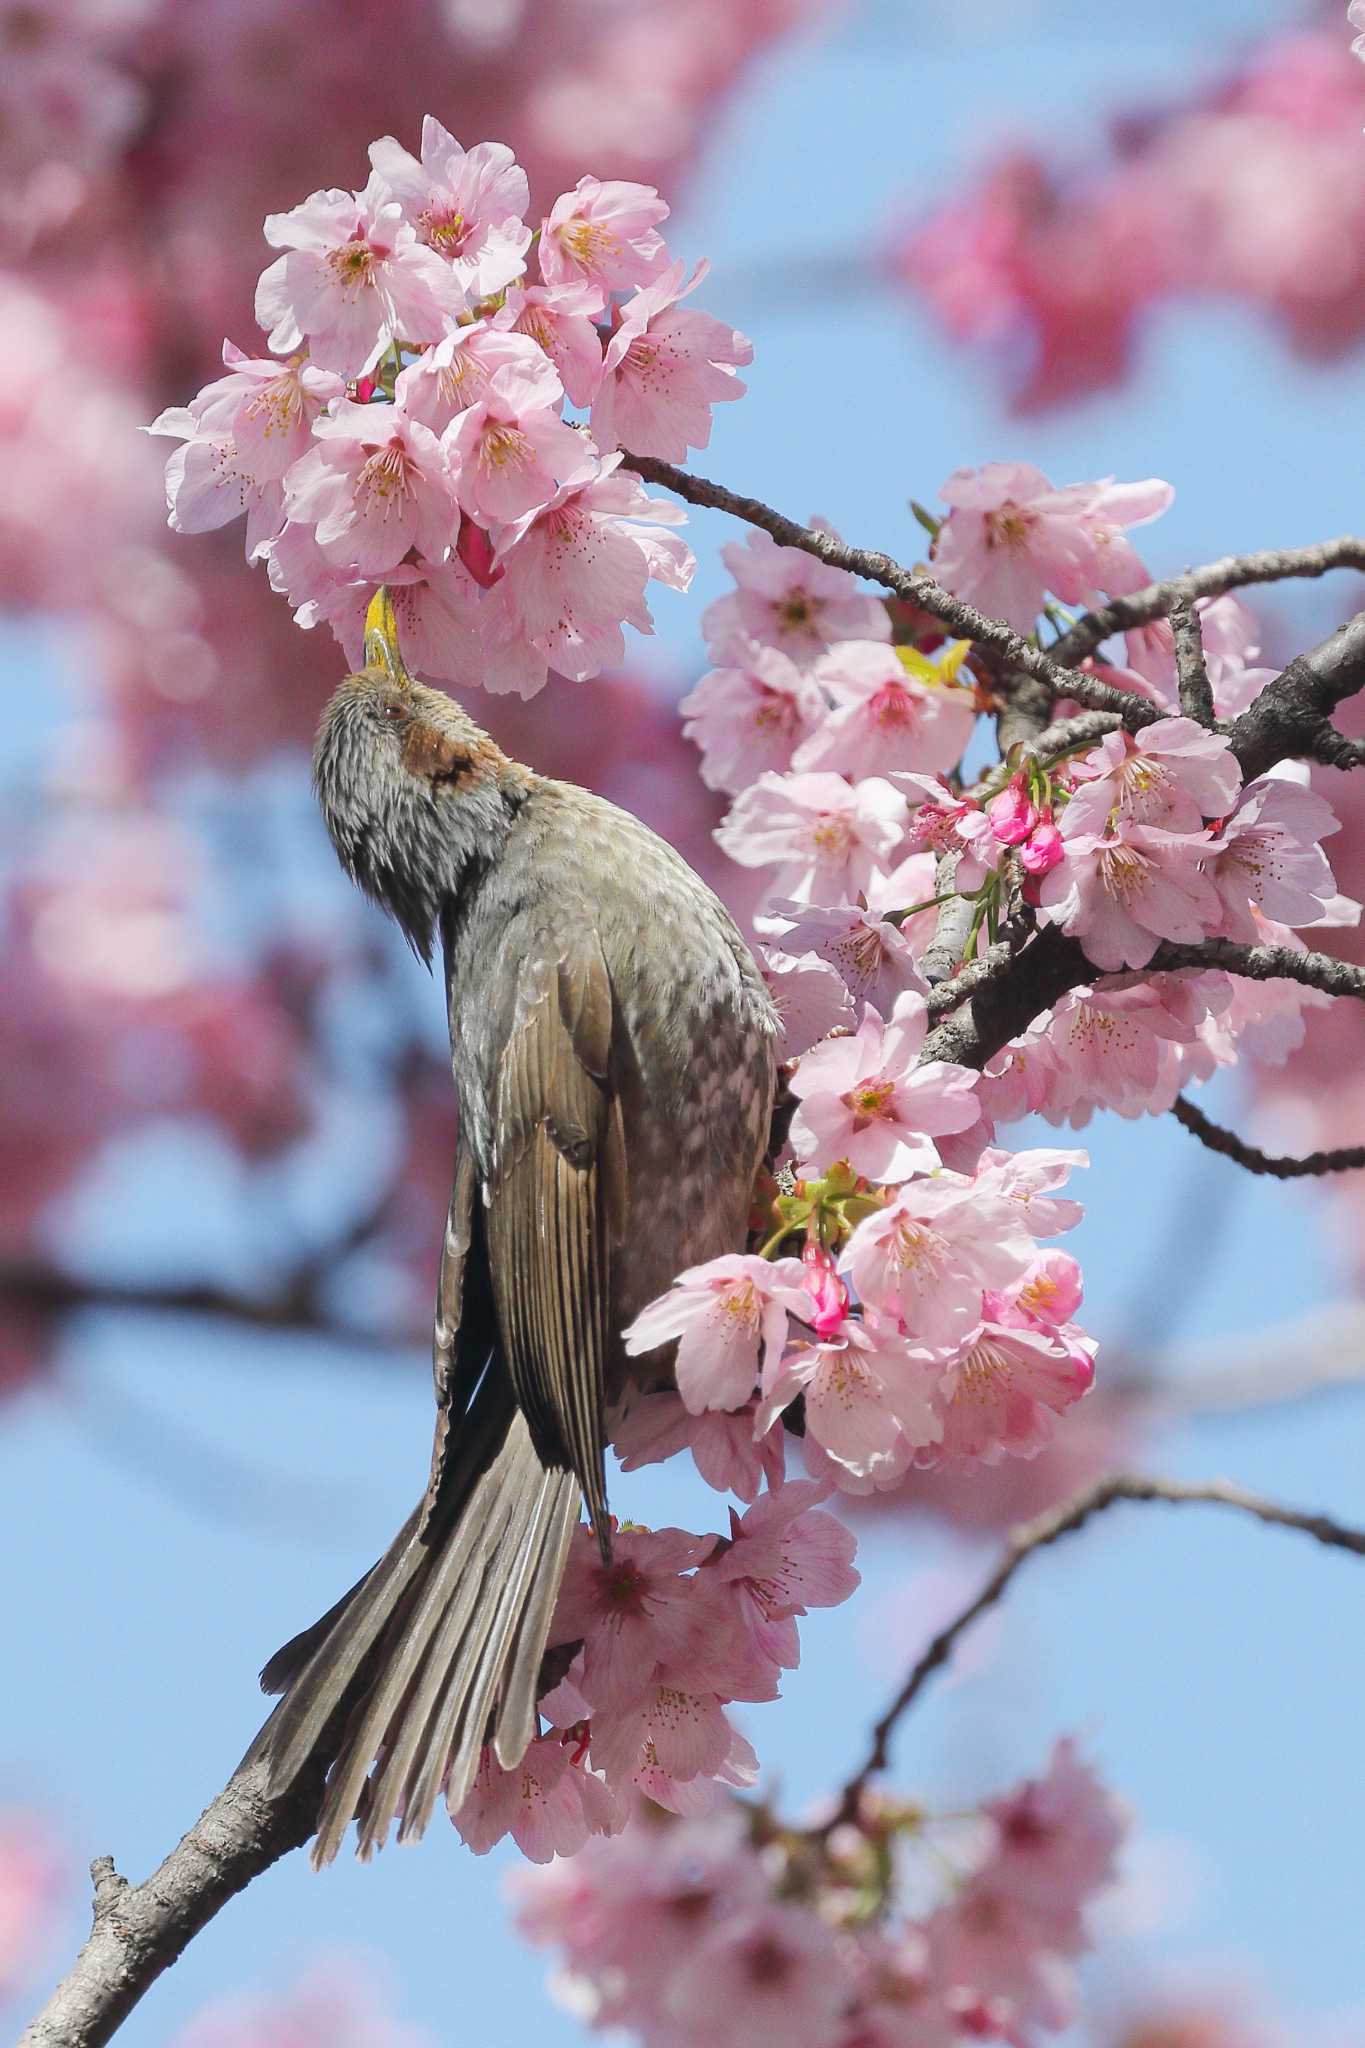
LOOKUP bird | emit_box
[246,589,778,1866]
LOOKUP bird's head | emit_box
[313,589,526,960]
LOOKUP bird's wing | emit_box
[480,932,627,1540]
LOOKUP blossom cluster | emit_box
[151,119,753,700]
[515,1737,1127,2048]
[449,1485,859,1860]
[893,23,1365,413]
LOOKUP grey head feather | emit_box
[312,669,527,962]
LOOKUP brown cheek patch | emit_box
[401,719,483,786]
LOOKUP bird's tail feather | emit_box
[244,1379,581,1867]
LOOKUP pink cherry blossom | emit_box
[482,456,693,694]
[451,1738,619,1861]
[154,342,342,490]
[758,1313,941,1481]
[282,399,456,576]
[761,949,856,1060]
[256,175,467,374]
[987,773,1039,846]
[787,992,981,1181]
[1065,719,1241,835]
[540,174,669,291]
[591,258,751,462]
[1020,813,1064,875]
[841,1178,1037,1349]
[662,1903,848,2048]
[623,1252,811,1414]
[1035,818,1223,972]
[368,118,531,300]
[793,640,978,779]
[552,1524,715,1710]
[1002,1250,1084,1329]
[760,897,927,1015]
[610,1391,786,1502]
[969,1147,1087,1235]
[928,1317,1096,1467]
[394,325,547,434]
[932,462,1101,632]
[710,1479,860,1669]
[1075,475,1174,596]
[149,408,285,560]
[1207,773,1340,939]
[933,462,1174,631]
[979,1738,1126,1950]
[495,279,606,407]
[679,640,826,793]
[279,552,484,692]
[703,524,892,667]
[715,771,908,905]
[588,1683,747,1801]
[444,349,594,525]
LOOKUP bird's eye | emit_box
[376,697,406,723]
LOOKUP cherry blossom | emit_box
[679,640,826,793]
[393,325,540,434]
[787,992,980,1182]
[703,525,892,667]
[792,640,977,778]
[841,1178,1038,1349]
[1065,719,1242,836]
[482,457,693,693]
[715,771,908,905]
[761,949,856,1059]
[1035,818,1223,972]
[1207,773,1340,939]
[932,462,1174,631]
[367,118,531,300]
[444,350,595,525]
[591,259,752,462]
[495,280,607,407]
[255,174,467,373]
[540,174,670,291]
[611,1391,786,1502]
[710,1480,860,1668]
[552,1524,716,1711]
[662,1904,848,2048]
[759,896,927,1015]
[451,1739,619,1862]
[623,1253,812,1413]
[282,399,455,576]
[928,1316,1096,1467]
[758,1312,940,1481]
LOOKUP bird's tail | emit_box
[244,1376,581,1867]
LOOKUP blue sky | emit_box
[5,1,1365,2041]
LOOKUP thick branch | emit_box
[20,1756,329,2048]
[828,1473,1365,1829]
[1172,1095,1365,1178]
[1224,609,1365,780]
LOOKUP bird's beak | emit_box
[363,586,412,691]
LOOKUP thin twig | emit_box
[1170,598,1215,725]
[1171,1095,1365,1178]
[1052,540,1365,667]
[827,1472,1365,1830]
[1149,937,1365,1002]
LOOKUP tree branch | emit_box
[621,452,1154,725]
[1171,1094,1365,1178]
[1170,597,1214,725]
[827,1472,1365,1830]
[1223,609,1365,781]
[1148,936,1365,1002]
[20,1755,331,2048]
[1051,539,1365,666]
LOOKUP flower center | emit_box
[776,592,815,631]
[477,421,531,474]
[1097,840,1150,906]
[559,218,620,269]
[356,438,414,512]
[326,238,377,297]
[419,203,470,254]
[846,1079,896,1126]
[242,370,303,438]
[983,501,1037,551]
[869,681,916,729]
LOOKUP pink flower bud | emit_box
[986,773,1039,846]
[456,510,504,588]
[801,1243,850,1338]
[1019,813,1064,875]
